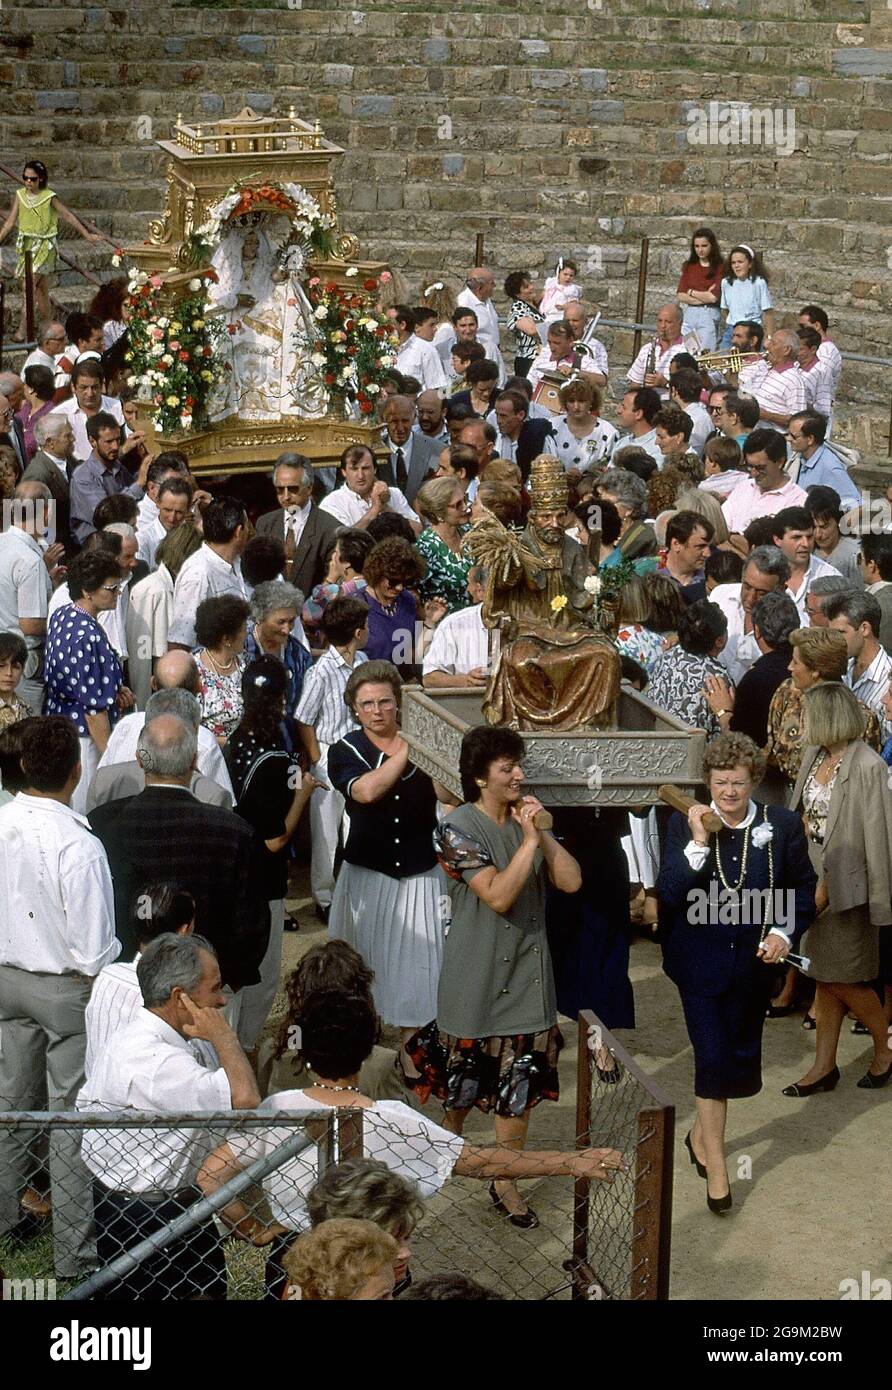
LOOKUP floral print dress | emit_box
[195,651,246,742]
[416,528,472,614]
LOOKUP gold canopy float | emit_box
[122,106,389,476]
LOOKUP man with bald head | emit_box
[0,479,54,710]
[88,714,267,1001]
[456,267,506,385]
[738,328,808,431]
[561,301,609,387]
[626,303,687,399]
[22,320,69,390]
[380,394,442,503]
[96,648,234,795]
[414,389,448,444]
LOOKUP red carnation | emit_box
[202,346,213,357]
[359,399,374,415]
[179,351,190,362]
[324,373,336,385]
[363,278,377,291]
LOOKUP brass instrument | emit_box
[695,348,767,373]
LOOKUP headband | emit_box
[738,244,755,258]
[423,282,444,297]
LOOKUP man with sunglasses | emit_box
[255,452,339,597]
[22,320,69,391]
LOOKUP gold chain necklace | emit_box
[714,807,775,898]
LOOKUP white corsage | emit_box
[751,822,774,849]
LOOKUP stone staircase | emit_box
[1,0,890,457]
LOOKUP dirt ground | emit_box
[281,867,892,1303]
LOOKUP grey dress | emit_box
[436,802,556,1038]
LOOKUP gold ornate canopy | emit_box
[123,107,387,476]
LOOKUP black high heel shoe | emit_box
[782,1065,839,1097]
[488,1182,539,1229]
[856,1059,892,1089]
[684,1131,707,1180]
[765,1003,797,1018]
[707,1188,732,1215]
[801,1012,816,1030]
[597,1063,620,1085]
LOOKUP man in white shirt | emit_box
[422,569,489,688]
[626,304,687,399]
[433,304,481,372]
[456,268,506,384]
[137,476,193,570]
[295,594,369,920]
[22,320,69,389]
[56,359,124,463]
[0,479,53,711]
[737,330,808,432]
[769,506,841,624]
[98,655,234,795]
[669,369,712,457]
[608,386,663,467]
[77,932,259,1299]
[168,496,248,649]
[712,545,792,685]
[0,716,119,1277]
[795,325,835,420]
[722,429,807,541]
[825,589,892,740]
[394,306,448,391]
[562,302,609,386]
[799,304,843,398]
[319,442,421,533]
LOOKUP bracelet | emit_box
[715,708,731,718]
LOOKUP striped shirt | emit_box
[845,645,892,740]
[737,360,807,428]
[817,338,843,394]
[797,358,834,417]
[626,337,687,397]
[294,645,367,746]
[83,959,219,1081]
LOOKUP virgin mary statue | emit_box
[206,218,326,423]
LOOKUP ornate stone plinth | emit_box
[140,413,383,477]
[403,684,706,807]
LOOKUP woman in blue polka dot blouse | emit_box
[44,546,126,814]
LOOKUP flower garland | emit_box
[189,176,336,271]
[124,268,226,434]
[303,273,397,415]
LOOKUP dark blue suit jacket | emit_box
[656,804,816,996]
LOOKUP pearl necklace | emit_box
[714,808,774,897]
[315,1082,362,1094]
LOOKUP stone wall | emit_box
[2,0,891,454]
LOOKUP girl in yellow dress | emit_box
[0,160,103,339]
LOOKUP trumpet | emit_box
[696,348,767,373]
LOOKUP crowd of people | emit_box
[1,203,890,1300]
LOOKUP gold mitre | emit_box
[528,454,568,512]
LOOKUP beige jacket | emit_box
[789,738,892,923]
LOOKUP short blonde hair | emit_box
[790,627,848,681]
[802,682,865,749]
[414,475,463,524]
[480,457,522,489]
[283,1219,398,1301]
[675,487,730,547]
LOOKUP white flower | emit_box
[110,254,121,268]
[159,354,173,367]
[345,266,358,277]
[314,305,328,321]
[188,278,202,292]
[310,352,327,367]
[583,574,602,596]
[157,316,170,329]
[365,383,381,395]
[150,344,165,357]
[180,414,193,430]
[751,822,774,849]
[126,375,139,387]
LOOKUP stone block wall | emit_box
[1,0,890,453]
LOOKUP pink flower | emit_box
[379,270,392,283]
[149,274,163,288]
[169,340,181,351]
[308,277,320,287]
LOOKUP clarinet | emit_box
[645,335,658,377]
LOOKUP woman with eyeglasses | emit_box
[44,548,125,813]
[0,161,104,342]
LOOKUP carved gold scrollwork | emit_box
[335,232,359,261]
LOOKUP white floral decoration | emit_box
[751,822,774,848]
[583,574,602,596]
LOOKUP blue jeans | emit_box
[681,305,720,353]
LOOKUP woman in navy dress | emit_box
[656,732,815,1214]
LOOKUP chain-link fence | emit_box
[570,1010,674,1301]
[0,1027,674,1302]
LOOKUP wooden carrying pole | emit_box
[474,233,484,267]
[632,236,649,360]
[658,784,721,835]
